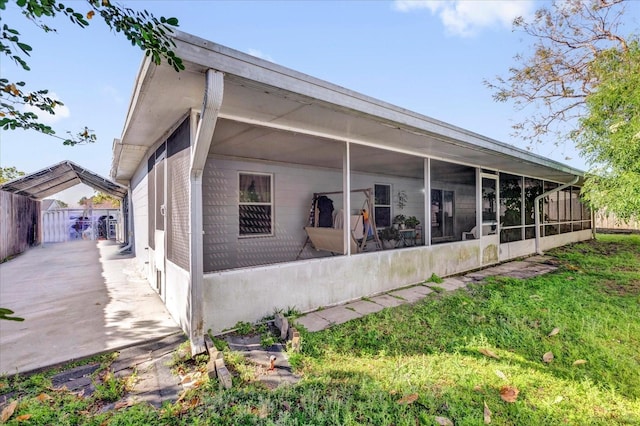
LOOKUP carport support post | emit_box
[189,69,223,355]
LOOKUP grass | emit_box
[1,234,639,424]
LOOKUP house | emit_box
[110,31,592,353]
[42,199,66,211]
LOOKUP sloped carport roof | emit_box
[0,160,127,200]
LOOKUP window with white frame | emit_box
[374,184,391,228]
[239,172,273,236]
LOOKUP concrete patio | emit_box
[0,240,181,375]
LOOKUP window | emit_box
[239,173,273,236]
[431,189,455,239]
[374,184,391,228]
[482,177,497,237]
[500,173,523,243]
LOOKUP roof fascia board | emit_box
[119,55,155,146]
[172,31,583,177]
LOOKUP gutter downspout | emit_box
[534,175,579,255]
[189,69,223,355]
[118,187,134,253]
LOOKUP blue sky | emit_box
[1,0,638,205]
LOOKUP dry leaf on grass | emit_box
[114,400,133,410]
[36,393,52,402]
[573,359,587,366]
[484,401,492,424]
[479,348,500,360]
[495,370,507,380]
[1,400,17,422]
[16,414,32,422]
[547,327,560,337]
[397,393,418,405]
[543,352,554,363]
[500,385,519,403]
[434,416,454,426]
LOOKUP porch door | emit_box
[481,175,499,264]
[154,148,167,299]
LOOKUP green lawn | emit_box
[2,234,639,425]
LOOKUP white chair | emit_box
[462,226,478,240]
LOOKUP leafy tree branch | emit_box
[487,0,639,220]
[0,166,25,183]
[485,0,629,144]
[0,0,183,146]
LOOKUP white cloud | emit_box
[393,0,535,37]
[246,48,274,62]
[23,92,70,125]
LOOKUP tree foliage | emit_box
[578,41,640,220]
[487,0,639,219]
[79,191,121,208]
[0,165,25,183]
[486,0,629,144]
[0,0,183,145]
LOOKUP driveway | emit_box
[0,240,181,375]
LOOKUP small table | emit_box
[397,228,416,247]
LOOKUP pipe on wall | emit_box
[188,69,223,355]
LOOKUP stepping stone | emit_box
[295,312,332,332]
[389,286,433,303]
[427,278,466,292]
[370,294,404,308]
[316,306,362,326]
[344,300,385,316]
[525,255,555,263]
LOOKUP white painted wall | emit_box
[351,171,425,228]
[203,227,593,333]
[202,157,426,271]
[131,158,151,281]
[540,229,593,252]
[203,240,482,333]
[499,229,593,261]
[165,260,190,332]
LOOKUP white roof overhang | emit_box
[112,30,584,185]
[1,160,128,200]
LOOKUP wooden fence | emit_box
[595,211,640,232]
[0,191,40,261]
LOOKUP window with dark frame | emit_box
[239,172,273,236]
[374,184,391,228]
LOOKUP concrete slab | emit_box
[316,305,363,326]
[428,278,467,292]
[503,261,531,270]
[524,255,555,263]
[344,300,385,316]
[388,285,433,303]
[295,312,331,332]
[370,294,404,308]
[465,271,492,281]
[0,240,181,375]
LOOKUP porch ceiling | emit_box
[113,31,584,185]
